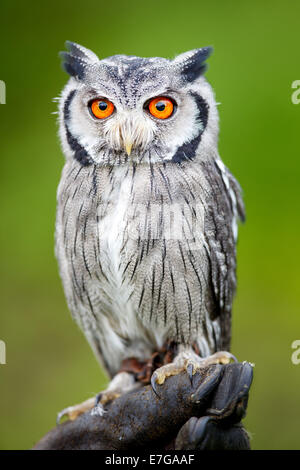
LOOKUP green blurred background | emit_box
[1,0,300,450]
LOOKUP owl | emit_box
[55,42,245,421]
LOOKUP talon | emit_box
[151,372,161,398]
[56,407,71,425]
[219,351,238,364]
[229,353,238,363]
[90,392,104,416]
[186,363,194,386]
[56,409,65,426]
[95,392,102,407]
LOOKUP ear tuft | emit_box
[173,47,213,82]
[59,41,99,79]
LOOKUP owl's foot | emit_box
[57,372,140,424]
[151,350,237,397]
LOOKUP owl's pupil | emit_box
[99,101,108,111]
[156,102,166,112]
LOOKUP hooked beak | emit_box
[125,140,133,156]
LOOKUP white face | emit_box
[59,43,219,166]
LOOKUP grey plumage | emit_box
[55,42,245,378]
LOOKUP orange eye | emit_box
[90,98,114,119]
[148,97,174,119]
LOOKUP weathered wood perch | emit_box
[33,362,253,450]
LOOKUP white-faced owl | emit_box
[55,42,245,420]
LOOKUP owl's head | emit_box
[58,41,219,166]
